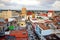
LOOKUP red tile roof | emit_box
[27,12,32,15]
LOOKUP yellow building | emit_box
[0,12,3,18]
[21,7,27,16]
[32,12,35,18]
[2,10,12,19]
[20,7,27,20]
[21,7,26,14]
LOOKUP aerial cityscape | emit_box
[0,0,60,40]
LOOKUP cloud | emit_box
[1,0,10,2]
[52,1,60,9]
[0,0,60,10]
[0,3,5,7]
[1,0,40,6]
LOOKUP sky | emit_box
[0,0,60,10]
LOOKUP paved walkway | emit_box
[27,24,36,40]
